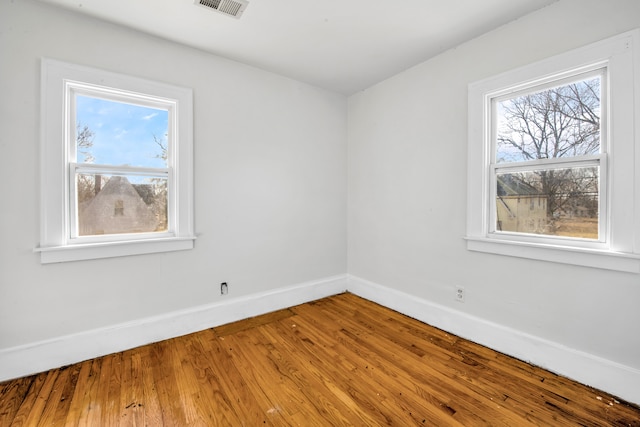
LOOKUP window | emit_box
[493,70,604,240]
[38,59,195,263]
[467,30,640,273]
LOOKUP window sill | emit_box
[465,236,640,273]
[35,236,196,264]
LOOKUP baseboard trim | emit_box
[0,274,348,382]
[346,274,640,406]
[3,272,638,406]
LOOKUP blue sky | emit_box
[75,95,168,168]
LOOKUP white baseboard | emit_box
[3,272,638,407]
[347,274,640,406]
[0,274,348,383]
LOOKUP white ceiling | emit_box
[38,0,557,95]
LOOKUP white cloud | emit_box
[114,128,128,139]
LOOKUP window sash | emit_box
[68,81,176,117]
[72,163,170,178]
[68,163,173,243]
[489,68,608,163]
[68,84,175,168]
[492,154,603,172]
[489,67,606,110]
[488,157,607,246]
[488,155,606,245]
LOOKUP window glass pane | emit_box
[496,76,601,163]
[75,95,168,167]
[77,173,168,236]
[496,166,598,239]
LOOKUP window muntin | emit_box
[488,70,606,243]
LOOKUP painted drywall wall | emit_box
[0,0,347,349]
[348,0,640,373]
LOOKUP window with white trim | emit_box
[38,59,195,263]
[467,30,640,273]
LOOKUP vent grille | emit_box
[196,0,249,19]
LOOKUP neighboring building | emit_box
[79,176,159,236]
[496,175,548,234]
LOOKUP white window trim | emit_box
[466,30,640,273]
[37,59,195,263]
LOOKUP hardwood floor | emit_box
[1,293,639,426]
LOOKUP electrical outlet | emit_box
[221,282,228,295]
[455,285,465,303]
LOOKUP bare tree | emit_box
[153,133,168,162]
[76,123,98,204]
[149,133,168,231]
[496,77,601,220]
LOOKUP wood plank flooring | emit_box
[1,293,639,426]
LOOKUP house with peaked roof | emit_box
[496,175,548,234]
[79,176,158,236]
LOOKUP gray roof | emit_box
[497,175,542,197]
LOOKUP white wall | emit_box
[0,0,347,349]
[348,0,640,400]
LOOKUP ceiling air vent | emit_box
[195,0,249,19]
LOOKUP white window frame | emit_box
[37,59,195,263]
[467,30,640,273]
